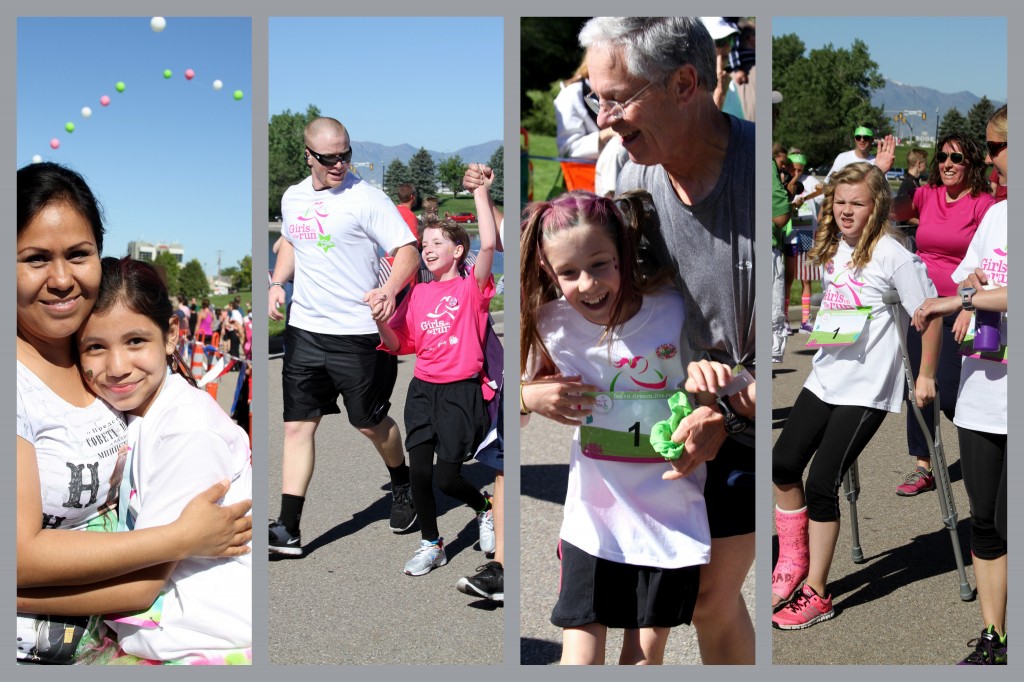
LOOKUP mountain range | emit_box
[348,139,503,185]
[871,79,1004,125]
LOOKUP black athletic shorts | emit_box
[550,540,701,629]
[705,438,755,538]
[281,326,396,427]
[404,377,488,464]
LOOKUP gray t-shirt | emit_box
[617,114,755,368]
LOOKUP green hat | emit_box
[854,126,874,137]
[788,153,807,165]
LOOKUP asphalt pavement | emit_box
[265,319,503,665]
[771,307,982,665]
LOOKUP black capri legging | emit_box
[958,426,1007,560]
[773,389,888,522]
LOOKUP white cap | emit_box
[700,17,739,41]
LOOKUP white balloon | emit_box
[151,17,166,32]
[81,107,92,119]
[212,79,223,91]
[32,155,42,164]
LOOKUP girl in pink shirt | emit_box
[377,170,497,576]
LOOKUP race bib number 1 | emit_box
[806,307,871,348]
[579,390,675,463]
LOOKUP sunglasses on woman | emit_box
[935,151,966,164]
[986,141,1008,158]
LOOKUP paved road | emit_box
[265,321,503,665]
[771,309,981,665]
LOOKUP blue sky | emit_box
[269,17,504,152]
[17,17,252,278]
[773,17,1007,102]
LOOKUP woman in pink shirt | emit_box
[891,133,995,495]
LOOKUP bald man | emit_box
[268,117,420,555]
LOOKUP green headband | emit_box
[854,126,874,137]
[788,153,807,165]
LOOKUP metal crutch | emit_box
[885,288,973,601]
[842,461,865,563]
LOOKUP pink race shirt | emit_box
[913,185,995,296]
[382,265,495,383]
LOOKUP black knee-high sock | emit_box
[386,461,410,488]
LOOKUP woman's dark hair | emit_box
[17,162,105,253]
[926,133,990,197]
[94,256,197,386]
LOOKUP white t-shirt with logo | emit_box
[826,149,876,181]
[281,174,416,335]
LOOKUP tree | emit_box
[488,145,504,204]
[268,104,321,219]
[178,259,210,299]
[231,255,252,291]
[408,147,437,200]
[153,251,180,296]
[437,155,468,197]
[938,107,968,139]
[772,36,889,168]
[383,158,412,199]
[966,96,996,146]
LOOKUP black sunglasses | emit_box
[986,141,1008,158]
[935,151,966,164]
[306,146,352,167]
[854,135,874,142]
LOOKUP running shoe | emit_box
[895,467,935,497]
[771,584,834,630]
[800,321,814,334]
[958,626,1007,665]
[269,519,302,556]
[389,482,417,533]
[404,538,447,576]
[456,561,504,602]
[477,493,496,555]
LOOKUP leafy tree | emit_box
[520,17,587,115]
[383,158,412,199]
[938,107,968,139]
[231,255,253,291]
[488,146,504,204]
[772,35,889,168]
[437,155,468,197]
[268,104,321,219]
[408,147,437,200]
[966,96,996,146]
[153,251,180,296]
[178,259,210,299]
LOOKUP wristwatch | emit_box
[715,394,752,436]
[270,281,285,290]
[959,286,977,311]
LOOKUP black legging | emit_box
[905,311,960,458]
[409,442,486,541]
[958,426,1007,559]
[773,389,888,522]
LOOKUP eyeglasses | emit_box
[584,81,655,122]
[854,135,874,143]
[935,151,966,164]
[986,141,1008,158]
[306,146,352,167]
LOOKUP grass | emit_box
[210,290,251,311]
[525,133,567,202]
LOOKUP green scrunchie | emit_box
[649,391,694,461]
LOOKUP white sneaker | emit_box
[404,539,447,576]
[477,495,496,555]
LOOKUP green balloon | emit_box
[163,69,172,79]
[65,122,75,133]
[233,90,244,101]
[116,81,126,93]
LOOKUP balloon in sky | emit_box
[32,155,42,163]
[163,69,173,79]
[65,122,75,133]
[213,79,223,91]
[50,139,60,150]
[81,107,92,118]
[185,68,195,80]
[233,90,244,101]
[151,17,166,32]
[116,81,126,93]
[100,95,111,106]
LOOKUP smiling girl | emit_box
[771,163,941,629]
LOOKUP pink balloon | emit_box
[50,138,60,150]
[185,69,195,80]
[100,95,111,106]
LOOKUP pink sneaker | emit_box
[772,507,809,608]
[895,467,935,497]
[772,584,834,630]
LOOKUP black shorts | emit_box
[404,377,489,464]
[705,438,755,538]
[281,326,396,427]
[550,540,701,630]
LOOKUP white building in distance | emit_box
[128,240,185,266]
